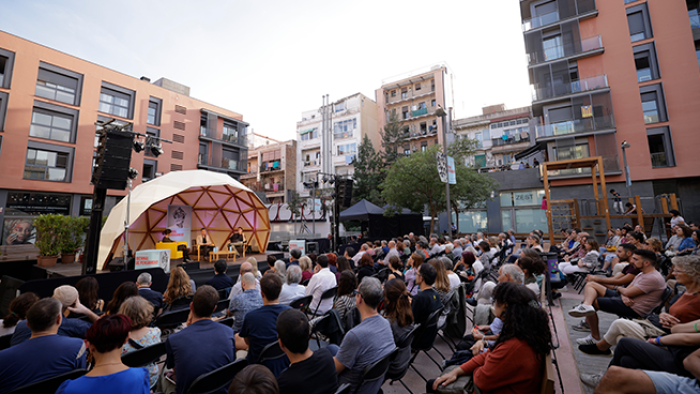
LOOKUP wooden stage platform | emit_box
[43,251,285,278]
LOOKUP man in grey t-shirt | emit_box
[333,277,395,394]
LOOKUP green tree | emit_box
[381,144,498,232]
[379,111,406,164]
[286,190,304,234]
[351,134,384,206]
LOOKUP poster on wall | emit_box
[3,217,37,246]
[167,205,192,245]
[135,249,170,272]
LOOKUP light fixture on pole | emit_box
[133,140,145,153]
[150,141,164,157]
[621,140,632,198]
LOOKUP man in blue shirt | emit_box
[228,272,263,335]
[207,259,234,291]
[166,285,235,394]
[137,272,164,310]
[238,273,291,376]
[0,298,87,392]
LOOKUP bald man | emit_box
[228,262,260,299]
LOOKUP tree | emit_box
[381,144,498,232]
[379,111,406,164]
[286,190,304,234]
[351,134,384,206]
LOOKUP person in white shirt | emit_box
[669,210,685,228]
[429,237,441,256]
[352,244,368,265]
[278,265,306,305]
[441,257,461,289]
[305,255,337,315]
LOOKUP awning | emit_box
[515,141,546,160]
[300,128,316,135]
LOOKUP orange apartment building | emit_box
[0,30,248,244]
[519,0,700,219]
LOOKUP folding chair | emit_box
[353,347,398,394]
[218,317,234,328]
[333,383,351,394]
[186,359,248,394]
[407,307,444,382]
[386,324,421,394]
[312,286,338,316]
[0,333,12,351]
[7,369,87,394]
[289,295,313,312]
[257,341,287,364]
[154,308,190,329]
[214,299,229,314]
[121,342,167,368]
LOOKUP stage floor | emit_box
[44,252,284,278]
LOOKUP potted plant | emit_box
[60,216,90,264]
[33,214,66,267]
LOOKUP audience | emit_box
[228,273,263,335]
[332,277,395,394]
[431,282,551,393]
[305,254,337,316]
[73,276,104,316]
[238,274,291,377]
[104,282,139,315]
[0,298,87,392]
[387,255,405,282]
[558,238,600,275]
[207,259,234,290]
[298,256,314,282]
[327,253,338,273]
[442,258,460,289]
[677,225,696,253]
[356,253,376,285]
[404,252,425,296]
[273,261,287,284]
[166,285,235,394]
[286,248,302,268]
[278,265,306,305]
[0,292,38,336]
[57,314,150,394]
[228,365,279,394]
[276,309,338,394]
[118,296,161,388]
[383,278,414,377]
[428,258,452,304]
[333,271,358,327]
[229,262,261,298]
[411,263,443,350]
[136,272,164,311]
[163,267,194,311]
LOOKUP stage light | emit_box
[133,140,145,153]
[150,143,164,157]
[127,167,139,180]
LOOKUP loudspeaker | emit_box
[306,242,318,254]
[337,179,354,208]
[92,129,134,190]
[107,257,135,272]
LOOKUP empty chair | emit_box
[154,308,190,329]
[407,307,444,382]
[386,324,421,394]
[257,340,289,378]
[217,317,234,328]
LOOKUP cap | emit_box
[53,285,79,307]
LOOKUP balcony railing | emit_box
[534,115,615,139]
[412,107,428,117]
[491,133,531,147]
[651,152,668,168]
[527,35,603,65]
[690,9,700,29]
[522,11,560,32]
[264,182,284,192]
[198,153,245,172]
[260,162,283,172]
[303,160,319,167]
[532,74,608,102]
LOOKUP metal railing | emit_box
[532,74,608,102]
[527,35,603,65]
[534,115,615,138]
[651,152,668,168]
[491,133,531,146]
[522,10,560,32]
[690,9,700,29]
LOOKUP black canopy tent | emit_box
[338,199,384,221]
[338,200,424,238]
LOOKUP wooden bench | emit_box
[541,352,555,394]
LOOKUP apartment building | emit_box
[296,92,379,199]
[518,0,700,217]
[375,64,453,154]
[453,104,535,169]
[240,139,297,204]
[0,30,248,242]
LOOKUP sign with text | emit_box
[135,249,170,271]
[447,156,456,184]
[289,240,306,256]
[167,205,192,244]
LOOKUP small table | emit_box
[210,250,237,262]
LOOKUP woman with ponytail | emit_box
[431,281,552,393]
[383,278,414,376]
[1,292,39,335]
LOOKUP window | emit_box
[647,126,675,167]
[640,83,667,124]
[301,128,318,141]
[337,143,357,155]
[0,48,15,89]
[420,122,427,134]
[35,63,82,106]
[696,41,700,71]
[24,143,73,182]
[30,101,79,143]
[145,127,159,157]
[99,83,135,119]
[335,102,345,112]
[142,159,157,182]
[543,34,564,61]
[431,99,436,107]
[404,148,411,156]
[419,102,426,110]
[0,91,8,131]
[223,122,238,143]
[199,143,208,165]
[415,83,421,91]
[633,43,660,82]
[391,90,396,97]
[333,119,356,139]
[95,116,126,148]
[624,0,636,3]
[222,148,240,170]
[401,88,408,100]
[147,97,161,126]
[627,4,653,43]
[500,190,547,233]
[402,106,409,120]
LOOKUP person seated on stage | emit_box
[225,227,247,256]
[195,228,215,260]
[276,309,338,394]
[136,272,164,311]
[0,298,87,393]
[163,267,194,312]
[207,259,234,291]
[278,266,306,306]
[11,285,99,346]
[229,262,260,299]
[162,229,192,262]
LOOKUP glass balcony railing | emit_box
[534,115,615,138]
[491,133,531,147]
[412,107,428,117]
[690,9,700,29]
[532,74,608,102]
[522,11,560,32]
[527,35,603,65]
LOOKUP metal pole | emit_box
[312,174,316,236]
[441,114,452,235]
[622,146,632,198]
[123,178,132,261]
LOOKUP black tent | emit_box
[339,199,384,221]
[339,200,423,238]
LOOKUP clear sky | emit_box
[1,0,532,141]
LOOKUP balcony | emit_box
[532,74,608,102]
[522,11,560,31]
[521,0,598,32]
[199,127,247,147]
[198,154,245,173]
[303,160,319,167]
[651,152,669,168]
[491,133,531,147]
[260,162,283,173]
[527,35,603,66]
[264,180,285,193]
[534,115,615,139]
[412,107,428,117]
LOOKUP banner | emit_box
[447,156,456,185]
[436,152,448,183]
[135,248,170,271]
[289,239,306,256]
[167,205,192,244]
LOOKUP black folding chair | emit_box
[301,279,311,286]
[121,342,167,368]
[257,341,287,364]
[289,295,313,312]
[7,369,87,394]
[186,358,248,394]
[333,383,351,394]
[312,286,338,316]
[650,286,675,315]
[0,333,12,351]
[386,324,421,394]
[218,317,234,328]
[353,347,398,394]
[407,307,444,382]
[436,290,459,353]
[214,299,229,313]
[154,308,190,329]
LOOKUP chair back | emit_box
[313,286,338,315]
[354,347,398,394]
[334,383,351,394]
[289,295,313,310]
[651,286,675,315]
[214,299,229,313]
[121,342,167,368]
[6,369,87,394]
[0,333,12,351]
[218,317,234,328]
[257,340,286,364]
[154,308,190,328]
[187,359,248,394]
[411,306,444,351]
[217,288,231,300]
[397,323,420,350]
[301,278,311,286]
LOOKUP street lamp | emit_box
[621,140,632,198]
[436,105,452,235]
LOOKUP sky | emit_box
[0,0,532,142]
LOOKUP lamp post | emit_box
[621,140,632,198]
[436,106,452,234]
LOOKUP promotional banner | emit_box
[436,152,448,183]
[289,239,306,256]
[447,156,456,185]
[167,205,192,244]
[135,249,170,272]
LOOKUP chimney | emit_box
[140,76,151,82]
